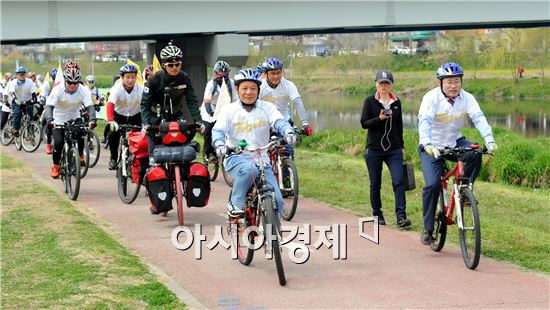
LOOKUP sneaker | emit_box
[397,217,412,228]
[45,144,53,155]
[79,156,86,166]
[227,201,245,217]
[374,213,386,225]
[50,164,60,179]
[420,230,434,245]
[108,158,118,170]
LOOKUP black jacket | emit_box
[141,70,202,125]
[360,94,404,151]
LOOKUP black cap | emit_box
[375,70,394,83]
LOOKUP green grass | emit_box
[0,153,185,309]
[295,134,550,273]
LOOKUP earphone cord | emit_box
[381,116,392,151]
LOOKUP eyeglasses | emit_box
[66,81,79,85]
[165,62,182,68]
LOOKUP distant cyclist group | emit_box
[1,41,497,271]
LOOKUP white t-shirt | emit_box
[201,79,237,121]
[6,78,38,103]
[0,83,11,112]
[418,87,486,148]
[107,83,143,117]
[213,99,286,150]
[259,77,301,119]
[47,84,93,125]
[89,86,105,104]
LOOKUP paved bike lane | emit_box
[3,146,548,309]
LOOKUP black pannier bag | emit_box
[186,162,210,208]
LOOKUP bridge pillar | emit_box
[145,34,249,104]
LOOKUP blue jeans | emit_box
[13,103,33,130]
[225,155,284,217]
[365,148,407,219]
[419,137,482,231]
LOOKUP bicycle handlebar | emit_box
[438,145,491,156]
[227,138,286,156]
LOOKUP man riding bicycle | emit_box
[86,75,105,106]
[41,68,58,154]
[140,42,204,215]
[201,60,238,162]
[105,64,143,170]
[212,68,296,217]
[4,67,38,137]
[259,57,312,157]
[418,62,497,245]
[44,62,97,178]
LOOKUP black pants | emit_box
[52,119,85,165]
[107,112,142,160]
[203,120,216,158]
[0,111,9,130]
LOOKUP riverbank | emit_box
[294,129,550,273]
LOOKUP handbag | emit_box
[403,163,416,191]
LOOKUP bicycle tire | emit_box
[0,126,14,146]
[87,131,101,168]
[235,209,256,265]
[206,158,219,181]
[66,147,81,200]
[431,189,448,252]
[264,196,286,286]
[117,156,141,204]
[80,140,90,179]
[174,165,184,226]
[458,187,481,270]
[281,158,299,221]
[22,121,42,153]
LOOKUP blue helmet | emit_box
[50,68,57,80]
[15,66,27,74]
[234,68,262,86]
[436,62,464,80]
[119,64,138,75]
[265,57,283,71]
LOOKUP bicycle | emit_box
[0,113,14,146]
[15,102,42,153]
[227,138,287,286]
[80,104,102,177]
[116,124,144,204]
[429,144,491,270]
[269,128,307,221]
[55,121,87,200]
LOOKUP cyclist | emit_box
[259,57,312,158]
[105,64,143,170]
[418,62,497,245]
[4,67,38,137]
[0,73,11,131]
[201,60,237,162]
[41,68,58,154]
[141,42,204,215]
[212,68,296,217]
[143,64,154,83]
[44,62,96,178]
[85,75,105,105]
[27,72,38,86]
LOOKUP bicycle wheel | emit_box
[222,158,234,187]
[22,121,42,152]
[87,131,101,168]
[281,158,299,221]
[174,165,184,226]
[117,155,141,204]
[80,139,90,179]
[14,134,22,151]
[65,146,81,200]
[263,196,286,286]
[431,189,448,252]
[206,157,219,181]
[458,187,481,270]
[0,125,14,146]
[234,208,256,265]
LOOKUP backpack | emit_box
[186,162,210,208]
[146,166,173,213]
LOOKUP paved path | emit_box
[3,146,549,309]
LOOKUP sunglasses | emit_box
[66,81,79,85]
[165,62,182,68]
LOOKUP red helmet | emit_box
[63,62,81,83]
[27,71,36,79]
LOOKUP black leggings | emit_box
[52,120,85,165]
[203,121,215,158]
[0,111,9,130]
[107,112,142,160]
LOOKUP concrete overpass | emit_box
[2,0,549,98]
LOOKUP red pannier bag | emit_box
[129,131,149,183]
[186,162,210,208]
